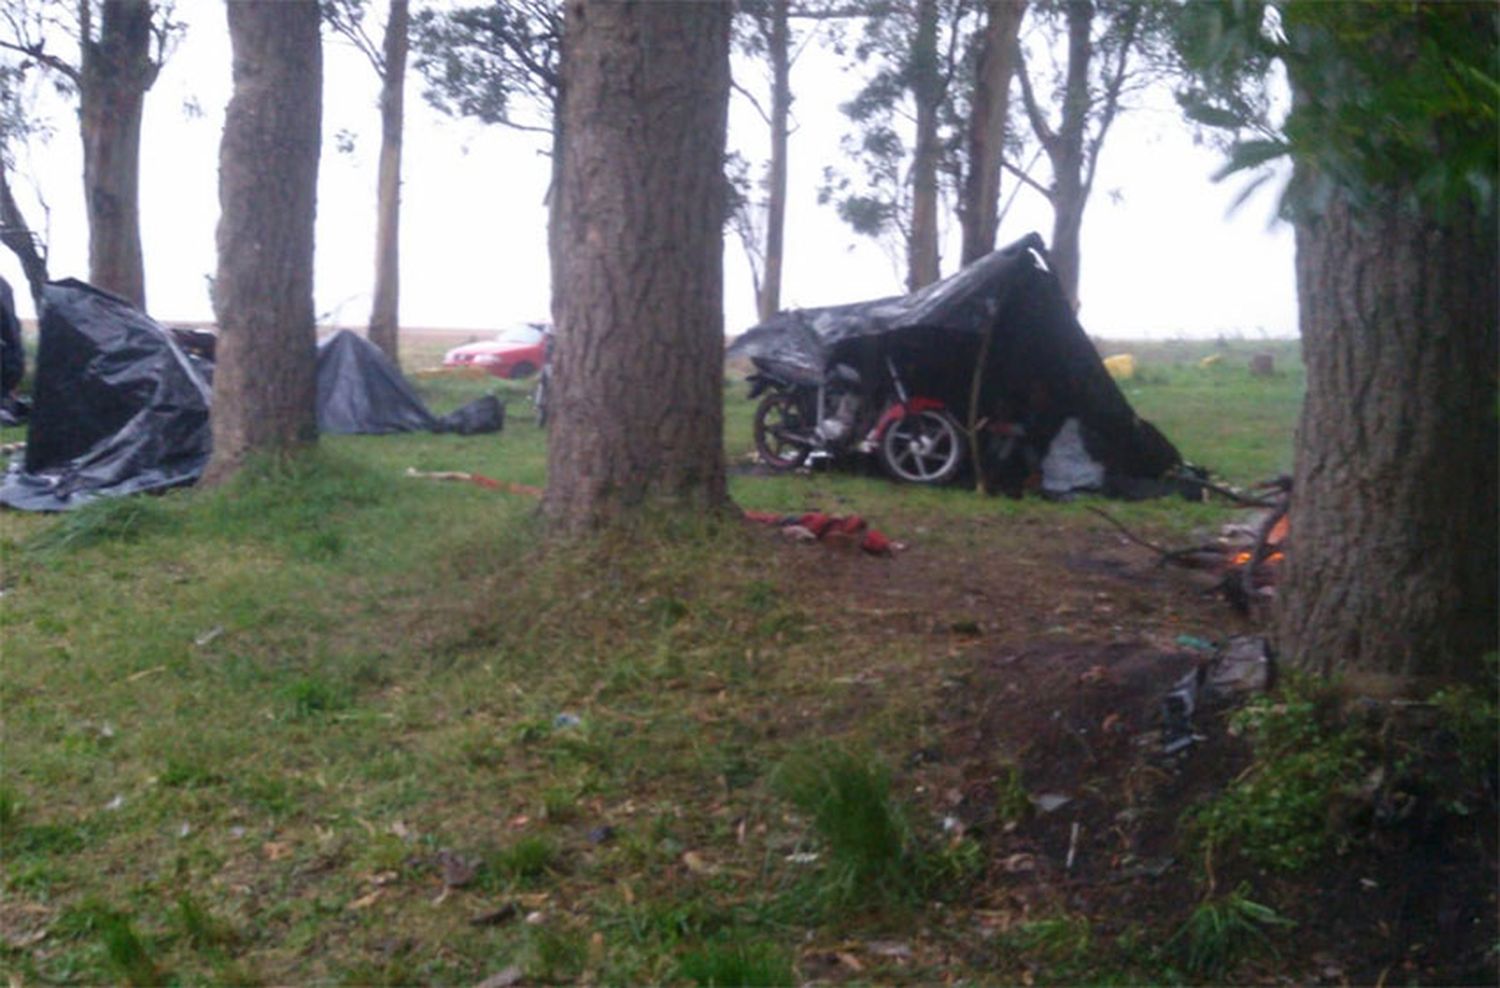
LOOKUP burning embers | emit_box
[1220,503,1289,612]
[1086,476,1291,615]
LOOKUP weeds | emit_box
[1168,885,1294,976]
[172,893,238,950]
[24,495,172,559]
[676,940,794,987]
[773,744,917,909]
[486,836,559,886]
[1190,684,1361,872]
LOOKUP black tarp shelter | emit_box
[728,233,1182,491]
[316,330,505,436]
[0,279,212,510]
[0,286,504,511]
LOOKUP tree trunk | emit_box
[906,0,941,291]
[1045,0,1092,309]
[203,0,323,486]
[368,0,408,366]
[1276,188,1499,679]
[0,166,49,309]
[959,0,1026,266]
[1048,167,1084,309]
[757,0,790,323]
[79,0,157,310]
[544,0,731,533]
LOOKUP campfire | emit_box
[1087,476,1291,614]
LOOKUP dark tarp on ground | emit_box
[0,276,26,425]
[315,329,505,436]
[0,279,211,510]
[727,233,1182,489]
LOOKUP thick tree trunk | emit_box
[368,0,408,366]
[79,0,157,310]
[203,0,323,486]
[959,0,1026,266]
[544,0,731,532]
[1276,188,1499,679]
[757,0,790,323]
[906,0,941,291]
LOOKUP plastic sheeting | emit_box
[728,233,1181,488]
[0,280,212,510]
[315,330,505,436]
[0,290,507,511]
[317,329,440,434]
[0,276,25,425]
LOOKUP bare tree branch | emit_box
[0,38,81,84]
[1012,38,1056,153]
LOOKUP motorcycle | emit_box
[747,352,967,484]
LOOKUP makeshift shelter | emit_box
[728,233,1183,495]
[0,280,212,510]
[0,286,505,511]
[316,330,505,436]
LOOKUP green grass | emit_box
[0,340,1308,983]
[1168,886,1295,977]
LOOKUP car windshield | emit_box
[495,324,545,346]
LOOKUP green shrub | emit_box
[1190,687,1360,872]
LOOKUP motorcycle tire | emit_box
[753,392,813,470]
[878,408,965,485]
[533,372,549,428]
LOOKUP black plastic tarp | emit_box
[315,329,505,436]
[0,279,212,510]
[1,276,23,397]
[0,289,506,511]
[0,275,26,425]
[727,233,1181,484]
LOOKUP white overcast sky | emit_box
[2,3,1297,340]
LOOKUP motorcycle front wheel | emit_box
[878,409,965,484]
[753,392,813,470]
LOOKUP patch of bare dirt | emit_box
[752,510,1498,984]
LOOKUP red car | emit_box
[442,322,550,379]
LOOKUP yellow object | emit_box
[1199,354,1224,368]
[1103,353,1135,380]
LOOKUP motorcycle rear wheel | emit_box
[878,409,965,484]
[753,392,813,470]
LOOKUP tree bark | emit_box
[79,0,158,310]
[959,0,1026,266]
[543,0,731,533]
[1046,0,1091,309]
[906,0,942,291]
[203,0,323,486]
[757,0,790,323]
[368,0,408,366]
[1276,187,1498,679]
[0,166,49,309]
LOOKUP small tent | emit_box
[728,233,1183,494]
[316,329,505,436]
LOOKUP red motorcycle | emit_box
[747,353,966,485]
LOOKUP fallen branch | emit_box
[1085,505,1223,567]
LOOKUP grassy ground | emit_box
[0,339,1317,983]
